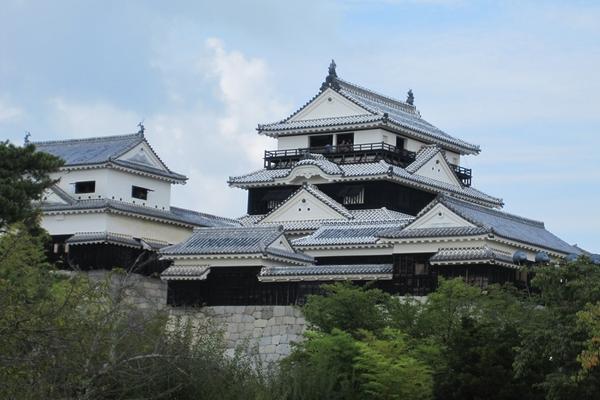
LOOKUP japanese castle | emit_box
[37,61,583,306]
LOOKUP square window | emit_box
[414,263,428,275]
[396,136,405,150]
[132,186,149,200]
[74,181,95,194]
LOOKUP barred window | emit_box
[343,187,364,205]
[266,199,282,210]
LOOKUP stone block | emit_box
[259,336,271,347]
[273,306,285,317]
[284,307,295,316]
[263,345,275,354]
[276,344,290,355]
[272,335,281,345]
[254,319,267,328]
[283,316,295,325]
[261,308,273,319]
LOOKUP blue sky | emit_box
[1,0,599,251]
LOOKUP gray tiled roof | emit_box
[65,231,170,249]
[33,132,186,182]
[293,220,408,247]
[257,74,479,154]
[161,265,210,281]
[111,159,187,181]
[382,195,580,255]
[229,159,503,208]
[336,79,480,154]
[379,226,489,239]
[160,226,313,263]
[259,114,383,132]
[34,132,144,165]
[259,264,393,281]
[405,145,446,173]
[294,155,344,175]
[429,247,515,267]
[66,231,141,248]
[41,197,240,228]
[239,207,414,232]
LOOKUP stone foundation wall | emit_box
[84,270,169,310]
[78,271,307,361]
[171,306,306,362]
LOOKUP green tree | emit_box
[0,141,63,230]
[302,282,389,336]
[355,329,433,400]
[281,329,361,400]
[578,302,600,373]
[0,225,274,399]
[514,258,600,400]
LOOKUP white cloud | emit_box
[49,97,140,137]
[0,96,23,123]
[47,39,290,218]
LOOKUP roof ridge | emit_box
[32,132,143,146]
[303,183,353,218]
[260,113,377,127]
[441,195,545,228]
[170,206,240,225]
[336,78,418,115]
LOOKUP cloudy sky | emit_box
[1,0,599,251]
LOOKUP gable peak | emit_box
[320,59,341,91]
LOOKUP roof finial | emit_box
[137,120,145,135]
[24,131,31,145]
[328,59,337,77]
[406,89,414,106]
[320,59,340,91]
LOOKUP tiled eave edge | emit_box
[379,234,569,258]
[58,162,187,184]
[41,206,197,229]
[158,253,312,266]
[430,258,518,270]
[67,237,140,249]
[229,173,503,209]
[258,119,479,156]
[292,242,393,251]
[258,273,392,282]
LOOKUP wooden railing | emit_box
[449,163,472,186]
[264,142,416,169]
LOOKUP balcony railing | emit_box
[264,142,416,169]
[449,163,472,187]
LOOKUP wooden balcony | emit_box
[264,142,416,169]
[449,163,472,187]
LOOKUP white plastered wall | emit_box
[41,212,193,244]
[407,203,475,230]
[261,188,347,223]
[118,141,166,169]
[105,214,192,243]
[278,135,309,150]
[414,153,462,186]
[52,168,172,209]
[289,89,367,121]
[267,234,295,252]
[42,213,109,236]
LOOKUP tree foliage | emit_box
[0,225,274,399]
[287,268,600,400]
[0,141,63,230]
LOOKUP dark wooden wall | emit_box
[246,181,436,216]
